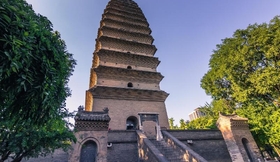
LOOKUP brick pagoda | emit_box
[85,0,169,131]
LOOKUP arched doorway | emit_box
[242,138,253,161]
[80,140,97,162]
[126,116,138,130]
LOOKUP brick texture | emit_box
[107,131,138,162]
[92,99,169,130]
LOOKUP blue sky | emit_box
[26,0,280,124]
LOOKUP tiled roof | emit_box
[75,106,111,122]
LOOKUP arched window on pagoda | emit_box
[127,82,133,87]
[126,116,138,130]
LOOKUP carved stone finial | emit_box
[103,107,109,113]
[78,105,84,112]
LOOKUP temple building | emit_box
[24,0,264,161]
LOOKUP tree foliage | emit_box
[185,100,235,130]
[179,119,187,129]
[0,0,76,161]
[169,118,178,129]
[201,16,280,154]
[169,118,189,130]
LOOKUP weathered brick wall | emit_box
[102,19,150,35]
[96,78,160,90]
[102,28,152,44]
[98,51,159,71]
[182,139,231,162]
[107,8,145,22]
[142,121,157,139]
[107,131,138,162]
[108,3,142,15]
[167,130,232,162]
[232,129,264,162]
[107,143,138,162]
[100,38,156,56]
[106,6,143,20]
[217,115,264,162]
[167,129,223,139]
[93,99,169,130]
[69,131,108,162]
[104,13,148,27]
[99,61,156,72]
[108,130,138,142]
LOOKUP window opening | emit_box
[127,82,133,87]
[126,116,138,130]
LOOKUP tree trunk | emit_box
[0,151,11,162]
[12,156,23,162]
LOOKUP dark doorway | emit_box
[126,116,138,130]
[242,138,253,161]
[80,140,97,162]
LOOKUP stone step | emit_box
[150,140,188,162]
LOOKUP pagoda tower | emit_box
[85,0,169,130]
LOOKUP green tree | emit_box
[0,0,76,161]
[186,116,216,129]
[179,119,186,129]
[169,118,178,129]
[185,100,234,130]
[201,16,280,155]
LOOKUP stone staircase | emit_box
[151,139,188,162]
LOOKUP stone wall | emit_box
[92,99,169,130]
[107,130,138,162]
[102,19,150,35]
[232,130,263,162]
[217,114,264,162]
[69,131,108,162]
[99,61,156,72]
[101,27,152,44]
[162,131,207,162]
[96,77,160,90]
[167,130,231,162]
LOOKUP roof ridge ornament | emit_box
[78,105,84,112]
